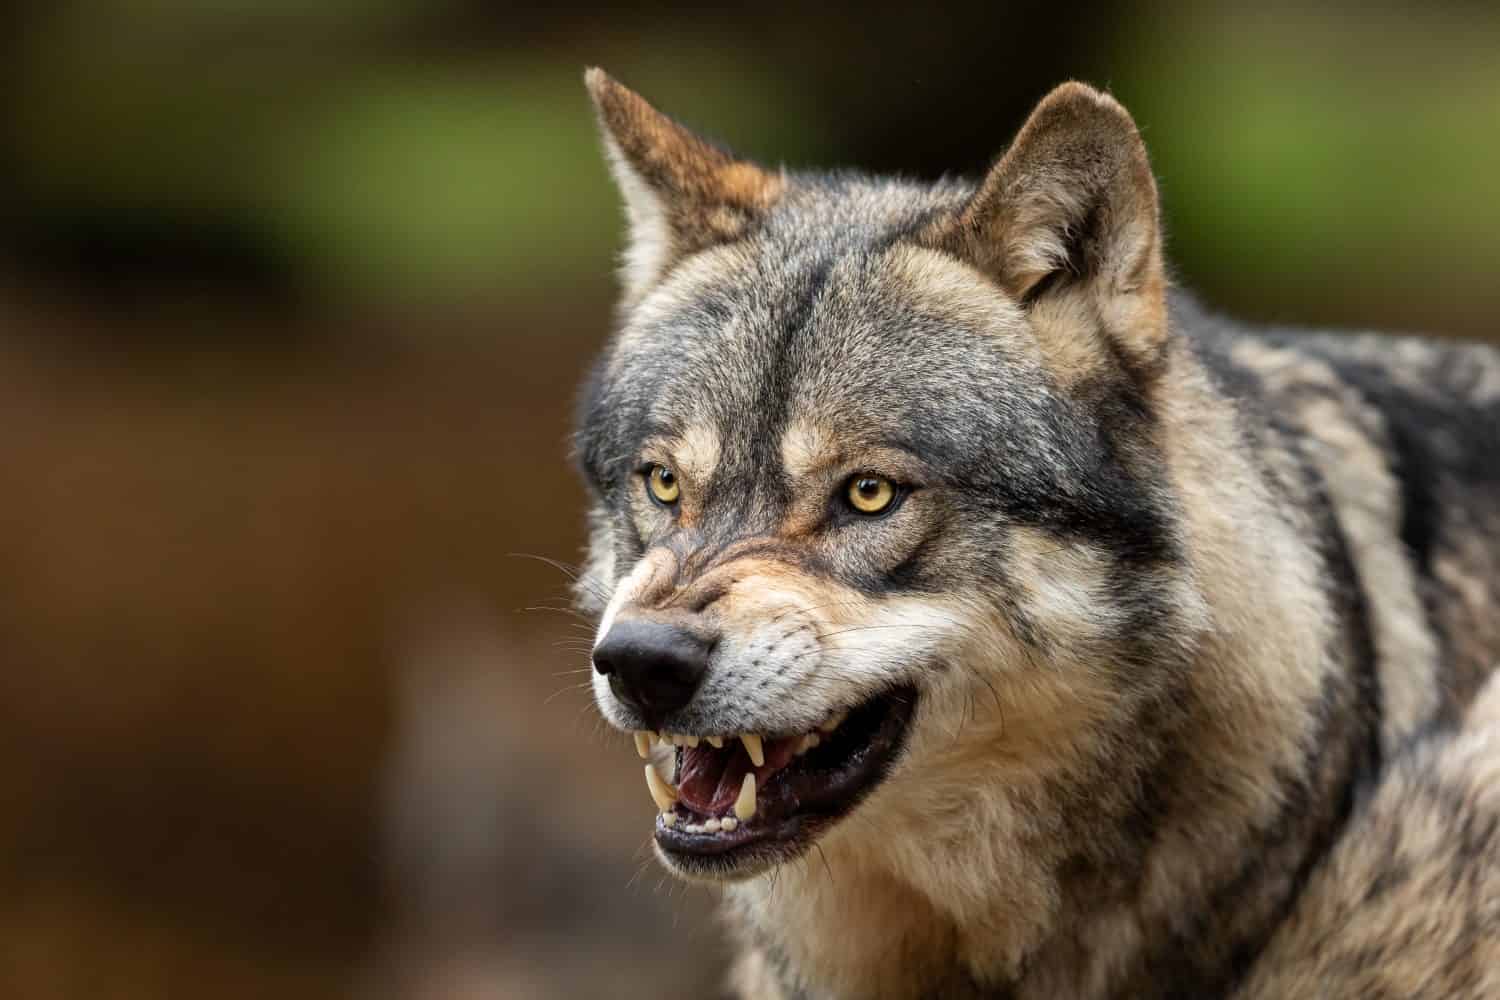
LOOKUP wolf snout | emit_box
[593,619,712,724]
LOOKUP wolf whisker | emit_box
[813,842,836,888]
[508,551,584,581]
[769,599,875,624]
[545,679,595,705]
[815,623,953,640]
[520,603,595,621]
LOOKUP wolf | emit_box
[573,68,1500,998]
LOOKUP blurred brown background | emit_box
[1,3,1496,998]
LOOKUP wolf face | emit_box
[576,70,1208,882]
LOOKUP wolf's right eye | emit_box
[646,464,681,506]
[845,475,897,515]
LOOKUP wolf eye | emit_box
[845,475,896,515]
[646,464,681,505]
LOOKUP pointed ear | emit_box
[585,68,784,304]
[923,82,1167,369]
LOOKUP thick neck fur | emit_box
[724,332,1375,1000]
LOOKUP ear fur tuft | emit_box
[585,68,783,304]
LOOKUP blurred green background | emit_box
[1,2,1496,997]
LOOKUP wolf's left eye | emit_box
[646,464,681,506]
[845,475,896,515]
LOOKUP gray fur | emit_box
[576,72,1500,998]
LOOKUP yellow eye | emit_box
[846,475,896,515]
[647,464,681,505]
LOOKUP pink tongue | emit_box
[677,737,799,814]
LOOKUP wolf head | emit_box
[576,70,1207,882]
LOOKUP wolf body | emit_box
[576,70,1500,998]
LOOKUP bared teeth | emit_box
[734,772,757,820]
[661,810,677,828]
[796,732,821,755]
[706,735,724,748]
[740,733,765,767]
[681,815,739,835]
[633,731,653,759]
[644,762,678,812]
[820,710,848,733]
[683,734,700,748]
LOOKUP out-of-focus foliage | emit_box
[6,3,1498,329]
[1125,6,1500,331]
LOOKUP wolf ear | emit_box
[924,82,1167,369]
[585,68,784,305]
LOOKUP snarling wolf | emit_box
[573,69,1500,998]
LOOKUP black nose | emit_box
[593,619,711,722]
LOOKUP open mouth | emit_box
[632,687,917,877]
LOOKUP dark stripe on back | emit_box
[1121,405,1382,998]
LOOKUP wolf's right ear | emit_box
[585,69,784,305]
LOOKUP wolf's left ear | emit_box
[585,68,784,305]
[923,82,1167,369]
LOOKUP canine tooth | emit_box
[633,731,653,759]
[706,736,724,748]
[661,811,677,828]
[820,710,848,733]
[734,772,757,820]
[721,817,738,832]
[704,818,722,833]
[741,733,765,767]
[644,762,678,812]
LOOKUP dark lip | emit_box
[654,686,918,876]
